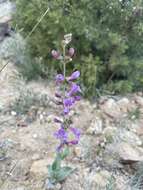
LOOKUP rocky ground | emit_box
[1,60,143,190]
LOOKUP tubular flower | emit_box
[67,83,81,97]
[55,74,64,84]
[63,97,75,107]
[68,71,80,81]
[54,127,68,141]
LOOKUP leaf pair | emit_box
[48,147,74,184]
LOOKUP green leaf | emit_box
[59,147,70,160]
[52,155,61,171]
[55,166,74,183]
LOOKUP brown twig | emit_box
[0,61,9,73]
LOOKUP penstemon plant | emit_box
[48,34,81,185]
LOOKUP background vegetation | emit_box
[12,0,143,97]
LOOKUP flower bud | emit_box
[55,92,62,98]
[68,48,75,57]
[55,74,64,83]
[51,50,60,59]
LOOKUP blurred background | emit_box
[1,0,143,98]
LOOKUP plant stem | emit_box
[63,45,66,79]
[62,44,67,97]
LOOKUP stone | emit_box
[62,172,83,190]
[0,1,15,24]
[119,130,142,146]
[31,153,41,161]
[86,117,103,135]
[74,147,82,157]
[45,179,61,190]
[84,170,111,189]
[30,158,53,177]
[11,111,17,116]
[100,98,121,119]
[10,158,31,181]
[117,98,130,112]
[135,96,143,106]
[32,133,38,139]
[103,127,117,143]
[117,142,143,164]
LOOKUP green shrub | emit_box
[13,0,143,97]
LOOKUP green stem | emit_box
[62,44,67,99]
[63,45,66,79]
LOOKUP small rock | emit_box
[86,117,102,135]
[74,147,82,157]
[32,134,38,139]
[30,158,53,177]
[117,142,143,164]
[135,96,143,106]
[11,110,17,116]
[103,127,117,143]
[13,187,26,190]
[10,159,31,181]
[100,98,121,119]
[32,153,41,161]
[117,98,130,112]
[85,170,111,189]
[39,114,44,120]
[119,131,142,146]
[45,179,61,190]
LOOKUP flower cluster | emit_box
[52,34,81,152]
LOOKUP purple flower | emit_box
[63,98,75,107]
[68,71,80,81]
[74,96,81,101]
[55,74,64,84]
[64,107,70,115]
[68,48,75,57]
[54,127,67,141]
[55,92,62,98]
[68,127,81,145]
[67,83,81,96]
[56,143,65,152]
[51,50,61,60]
[54,117,63,124]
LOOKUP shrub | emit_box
[13,0,143,97]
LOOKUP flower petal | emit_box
[68,48,75,57]
[68,83,81,96]
[51,50,61,59]
[68,71,80,81]
[55,74,64,83]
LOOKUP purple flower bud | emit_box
[55,74,64,84]
[51,50,61,59]
[54,99,63,105]
[68,48,75,57]
[54,117,63,124]
[64,107,70,115]
[55,92,62,98]
[74,96,81,101]
[68,140,79,145]
[56,143,65,152]
[68,71,80,81]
